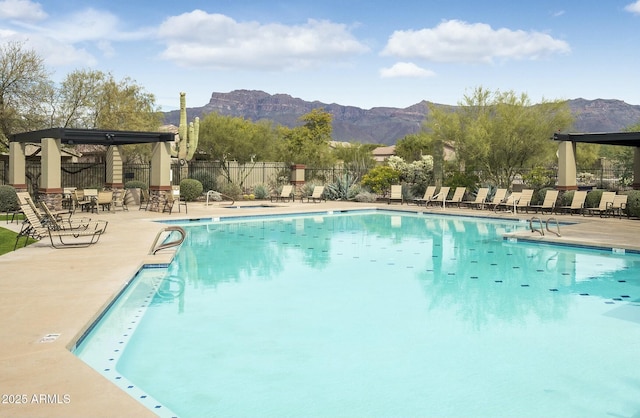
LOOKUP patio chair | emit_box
[445,187,466,207]
[96,190,113,212]
[526,189,559,214]
[414,186,436,206]
[111,189,128,211]
[304,185,326,203]
[427,186,450,207]
[461,187,489,209]
[72,190,94,213]
[583,191,616,217]
[605,194,628,218]
[388,185,404,204]
[15,200,107,249]
[271,184,294,203]
[554,190,587,215]
[484,188,508,211]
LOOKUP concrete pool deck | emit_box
[1,200,639,417]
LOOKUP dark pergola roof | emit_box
[553,131,640,147]
[10,128,175,145]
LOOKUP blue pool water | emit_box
[74,210,640,417]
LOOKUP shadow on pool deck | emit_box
[1,200,639,417]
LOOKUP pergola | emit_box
[9,128,176,210]
[552,131,640,190]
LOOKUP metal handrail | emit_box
[206,190,235,206]
[149,225,186,255]
[545,217,561,237]
[529,216,544,236]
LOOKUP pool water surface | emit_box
[74,211,640,417]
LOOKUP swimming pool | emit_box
[74,210,640,417]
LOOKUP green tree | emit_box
[395,133,433,162]
[0,41,51,151]
[361,165,401,195]
[279,108,335,167]
[332,142,377,174]
[426,87,573,187]
[198,113,278,187]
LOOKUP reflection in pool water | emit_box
[75,211,640,418]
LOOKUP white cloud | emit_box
[381,19,570,64]
[0,0,46,22]
[624,0,640,14]
[156,10,369,70]
[380,62,435,78]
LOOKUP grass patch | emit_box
[0,225,36,255]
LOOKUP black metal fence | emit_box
[0,159,634,195]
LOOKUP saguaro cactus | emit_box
[173,92,199,162]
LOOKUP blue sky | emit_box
[1,0,639,111]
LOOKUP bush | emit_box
[354,191,377,202]
[0,185,19,212]
[531,187,554,205]
[179,179,203,201]
[361,166,400,195]
[559,190,575,206]
[252,184,269,199]
[584,189,603,209]
[124,180,148,190]
[190,169,216,192]
[623,190,640,218]
[220,182,242,200]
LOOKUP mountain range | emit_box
[163,90,640,145]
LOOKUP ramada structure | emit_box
[8,128,175,210]
[553,131,640,190]
[6,128,640,210]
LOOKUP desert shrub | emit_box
[354,191,377,202]
[252,183,269,199]
[522,166,555,190]
[180,179,203,201]
[190,169,216,192]
[220,182,242,200]
[124,180,148,190]
[559,190,575,206]
[584,189,603,209]
[623,190,640,218]
[361,166,400,196]
[445,170,479,191]
[0,185,19,212]
[326,173,360,201]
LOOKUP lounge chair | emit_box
[484,188,508,211]
[445,187,466,207]
[414,186,436,206]
[461,187,489,209]
[304,186,326,203]
[494,192,521,212]
[583,191,616,217]
[388,185,404,204]
[514,189,534,213]
[427,186,450,207]
[554,190,587,215]
[271,184,294,203]
[38,200,107,233]
[15,200,107,249]
[605,194,628,218]
[526,190,559,214]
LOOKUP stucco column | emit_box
[149,141,172,211]
[40,137,63,210]
[633,147,640,190]
[556,141,577,191]
[8,141,27,191]
[105,145,124,189]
